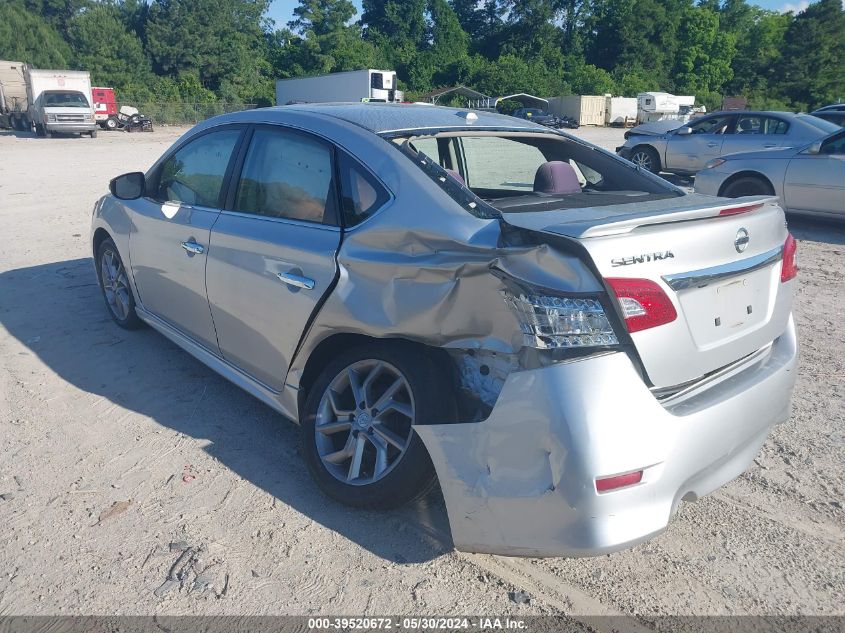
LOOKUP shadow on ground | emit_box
[0,257,453,564]
[787,216,845,245]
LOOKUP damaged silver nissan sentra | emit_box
[91,104,798,557]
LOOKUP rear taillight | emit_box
[605,278,677,334]
[502,291,619,349]
[781,233,798,282]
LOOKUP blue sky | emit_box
[266,0,806,29]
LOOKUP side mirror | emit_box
[675,126,693,136]
[110,172,145,200]
[805,141,823,155]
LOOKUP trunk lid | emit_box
[501,194,795,389]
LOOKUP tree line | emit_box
[1,0,842,112]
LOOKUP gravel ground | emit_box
[0,123,842,623]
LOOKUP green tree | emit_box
[672,4,735,98]
[68,2,151,88]
[778,0,845,109]
[145,0,271,101]
[0,1,73,68]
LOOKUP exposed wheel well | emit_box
[718,171,775,197]
[92,228,112,259]
[296,333,458,420]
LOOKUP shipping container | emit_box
[276,69,403,105]
[548,95,606,126]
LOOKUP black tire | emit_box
[90,129,97,138]
[105,116,118,130]
[96,238,143,329]
[630,145,661,173]
[35,124,46,137]
[11,115,22,131]
[721,176,774,198]
[300,341,456,510]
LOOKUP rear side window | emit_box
[151,129,241,207]
[234,128,335,224]
[736,115,789,135]
[338,152,390,226]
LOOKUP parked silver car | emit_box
[617,110,839,175]
[695,128,845,219]
[92,104,798,557]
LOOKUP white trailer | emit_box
[26,68,97,137]
[637,92,681,124]
[276,69,403,105]
[0,60,30,130]
[604,96,637,126]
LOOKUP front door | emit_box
[784,131,845,216]
[129,126,243,350]
[664,113,735,173]
[206,125,342,391]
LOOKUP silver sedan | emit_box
[91,104,798,557]
[695,129,845,219]
[617,111,839,175]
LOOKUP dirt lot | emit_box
[0,124,843,624]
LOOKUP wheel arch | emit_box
[717,171,775,197]
[295,333,458,422]
[92,227,113,259]
[630,143,661,171]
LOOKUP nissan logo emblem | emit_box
[735,228,749,253]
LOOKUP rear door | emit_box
[205,125,342,391]
[720,114,790,155]
[663,113,735,173]
[130,126,244,351]
[783,131,845,216]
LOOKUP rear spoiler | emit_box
[501,195,779,239]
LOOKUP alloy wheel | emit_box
[314,359,415,486]
[631,151,653,171]
[100,249,131,321]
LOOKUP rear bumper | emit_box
[416,317,797,557]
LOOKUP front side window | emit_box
[689,115,733,135]
[234,128,334,224]
[151,129,241,207]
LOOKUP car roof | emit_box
[241,103,548,134]
[813,104,845,112]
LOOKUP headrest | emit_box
[533,161,581,195]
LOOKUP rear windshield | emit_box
[802,115,841,134]
[42,91,90,108]
[397,132,681,217]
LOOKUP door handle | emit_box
[277,271,315,290]
[707,142,719,148]
[180,240,204,255]
[764,143,777,148]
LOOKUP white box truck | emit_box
[26,68,97,137]
[0,60,31,131]
[276,69,403,105]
